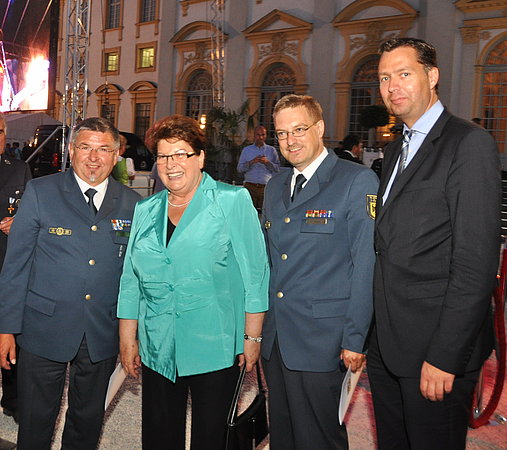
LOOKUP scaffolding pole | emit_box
[61,0,91,171]
[210,0,225,108]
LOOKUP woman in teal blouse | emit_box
[117,115,269,450]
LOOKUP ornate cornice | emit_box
[455,0,507,14]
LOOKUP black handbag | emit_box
[224,362,269,450]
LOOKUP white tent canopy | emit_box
[4,112,61,146]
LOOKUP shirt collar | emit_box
[293,147,328,182]
[406,100,444,136]
[73,171,109,197]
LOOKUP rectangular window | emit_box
[138,47,154,69]
[105,52,119,72]
[101,103,116,125]
[140,0,156,23]
[106,0,121,29]
[135,103,151,139]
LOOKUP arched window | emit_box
[481,37,507,154]
[348,57,384,143]
[260,64,295,144]
[185,70,212,121]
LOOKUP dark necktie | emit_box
[291,174,306,202]
[397,130,413,175]
[84,188,98,216]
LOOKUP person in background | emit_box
[0,113,31,426]
[112,134,135,185]
[369,37,500,449]
[0,117,141,450]
[335,134,363,164]
[150,162,165,194]
[237,125,280,210]
[262,94,378,450]
[118,114,269,450]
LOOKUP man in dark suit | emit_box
[335,134,363,164]
[0,113,30,444]
[261,94,378,450]
[0,117,141,449]
[368,38,500,449]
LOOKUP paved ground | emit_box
[0,353,505,449]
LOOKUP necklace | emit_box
[168,197,191,208]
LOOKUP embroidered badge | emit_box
[367,195,377,220]
[49,227,72,236]
[111,219,132,231]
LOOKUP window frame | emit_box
[101,47,121,76]
[135,42,157,73]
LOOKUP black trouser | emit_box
[142,362,240,450]
[16,338,116,450]
[262,339,348,450]
[367,330,480,450]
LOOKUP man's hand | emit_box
[0,334,16,370]
[238,340,261,372]
[420,361,455,401]
[0,216,14,235]
[340,349,365,372]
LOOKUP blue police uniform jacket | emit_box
[0,169,141,363]
[261,150,378,372]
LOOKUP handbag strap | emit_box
[226,362,265,425]
[227,364,247,425]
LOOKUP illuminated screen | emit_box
[0,0,58,112]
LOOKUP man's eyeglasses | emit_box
[74,144,116,154]
[275,121,319,141]
[155,152,196,164]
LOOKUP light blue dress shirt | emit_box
[382,100,444,204]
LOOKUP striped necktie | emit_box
[397,130,413,175]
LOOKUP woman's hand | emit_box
[119,319,141,378]
[239,340,261,372]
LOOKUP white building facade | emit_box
[53,0,507,165]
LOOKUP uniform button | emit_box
[89,259,95,265]
[91,225,97,231]
[281,254,288,260]
[277,291,284,298]
[284,217,291,223]
[85,294,91,300]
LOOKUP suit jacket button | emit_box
[85,294,91,300]
[284,217,291,223]
[375,250,381,255]
[277,291,284,298]
[281,254,288,260]
[91,225,97,231]
[89,259,95,265]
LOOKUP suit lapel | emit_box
[376,110,451,225]
[96,177,120,222]
[286,151,337,211]
[147,191,168,249]
[166,172,214,252]
[62,169,94,223]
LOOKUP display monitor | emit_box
[0,0,58,112]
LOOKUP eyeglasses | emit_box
[74,144,116,154]
[156,152,196,164]
[275,121,319,141]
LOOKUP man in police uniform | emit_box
[0,113,30,446]
[261,95,378,450]
[0,117,141,449]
